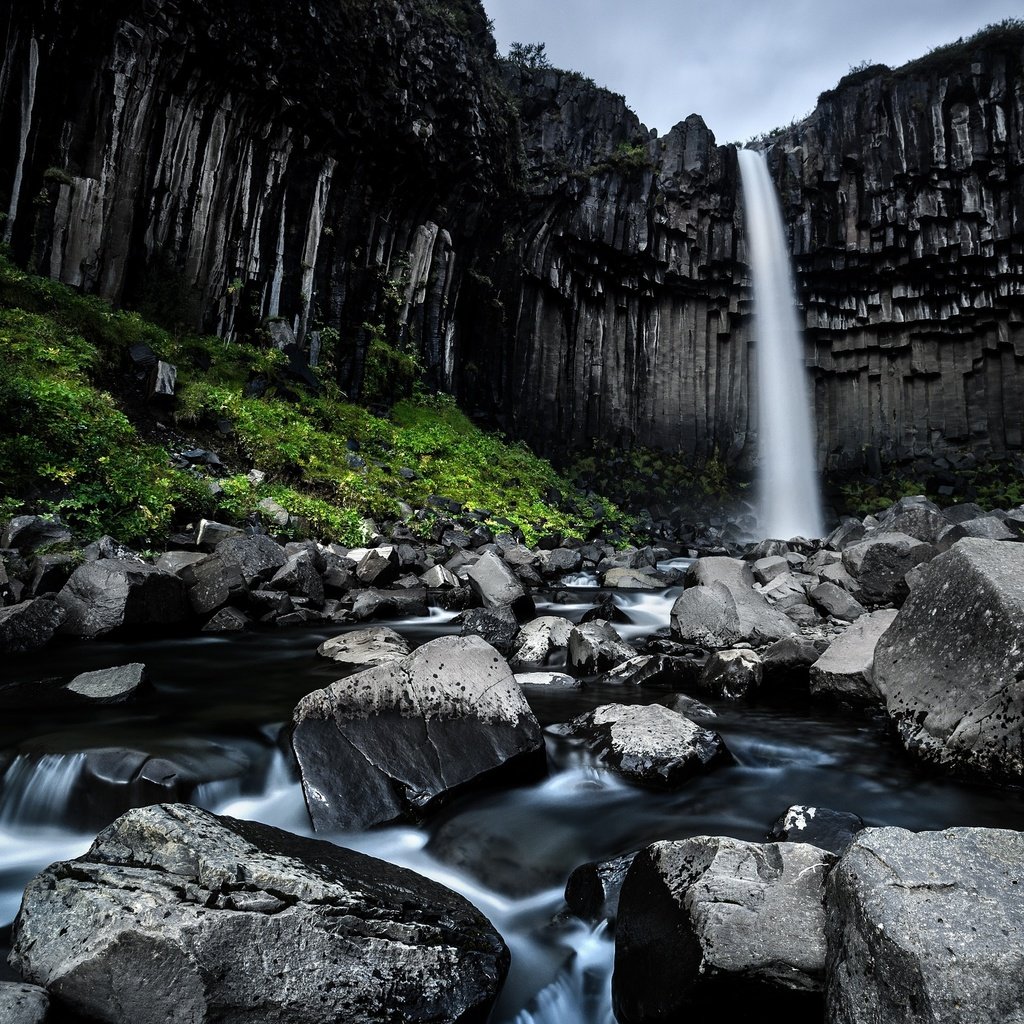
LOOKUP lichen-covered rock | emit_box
[317,626,411,669]
[10,803,509,1024]
[767,805,864,855]
[0,982,49,1024]
[292,635,544,831]
[614,837,834,1022]
[874,539,1024,781]
[567,620,636,673]
[508,614,573,671]
[558,703,729,788]
[698,649,762,700]
[826,827,1024,1024]
[56,559,188,638]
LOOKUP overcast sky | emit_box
[482,0,1023,142]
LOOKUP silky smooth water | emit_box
[4,590,1024,1022]
[738,147,825,540]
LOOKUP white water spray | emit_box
[737,148,824,540]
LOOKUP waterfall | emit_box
[737,148,824,540]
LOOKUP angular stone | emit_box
[936,515,1016,551]
[355,548,399,586]
[155,550,208,576]
[270,551,324,604]
[147,359,177,400]
[194,519,245,548]
[257,496,291,529]
[291,636,544,830]
[317,626,411,669]
[671,579,793,648]
[180,553,248,615]
[0,982,49,1024]
[809,581,867,620]
[465,550,535,620]
[458,606,519,654]
[508,615,573,671]
[809,609,898,706]
[614,837,833,1021]
[538,547,583,576]
[699,648,763,700]
[66,663,147,703]
[753,555,790,584]
[559,703,729,788]
[419,563,460,588]
[767,805,864,855]
[202,606,252,632]
[348,588,428,621]
[600,654,679,688]
[57,560,187,638]
[874,539,1024,781]
[213,535,288,587]
[826,827,1024,1024]
[565,852,637,923]
[10,804,509,1024]
[0,598,67,653]
[601,567,663,589]
[2,515,73,553]
[841,532,936,604]
[567,619,635,673]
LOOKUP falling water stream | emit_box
[4,582,1024,1022]
[737,148,825,540]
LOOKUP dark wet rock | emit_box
[317,626,411,669]
[0,982,49,1024]
[877,498,948,545]
[216,534,288,587]
[2,515,72,553]
[841,532,936,604]
[538,547,583,577]
[826,827,1024,1024]
[66,663,147,704]
[767,805,864,855]
[667,694,717,720]
[194,518,246,548]
[508,615,573,671]
[458,606,519,654]
[355,547,399,587]
[284,541,327,574]
[202,606,252,632]
[57,560,187,638]
[809,581,867,621]
[874,539,1024,781]
[558,703,729,788]
[348,588,428,621]
[180,553,249,615]
[466,551,535,621]
[698,649,763,700]
[567,620,636,674]
[514,671,580,689]
[936,515,1017,551]
[291,636,544,831]
[600,654,679,689]
[580,594,632,625]
[247,590,294,619]
[27,552,78,597]
[565,852,637,923]
[155,550,208,576]
[825,519,867,552]
[270,551,325,605]
[0,598,67,653]
[10,803,509,1024]
[744,539,791,561]
[614,837,833,1021]
[809,609,898,706]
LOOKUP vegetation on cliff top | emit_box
[0,256,626,547]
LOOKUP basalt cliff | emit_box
[2,1,1023,470]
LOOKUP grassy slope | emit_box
[0,257,626,547]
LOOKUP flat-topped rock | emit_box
[809,609,898,706]
[316,626,411,670]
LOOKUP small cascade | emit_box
[737,148,825,540]
[0,753,87,827]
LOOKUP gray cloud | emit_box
[482,0,1023,141]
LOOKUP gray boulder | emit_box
[317,626,411,669]
[874,539,1024,781]
[809,581,866,620]
[10,804,508,1024]
[180,553,249,615]
[0,598,66,653]
[936,515,1017,551]
[194,518,245,548]
[216,534,288,586]
[508,615,573,671]
[538,547,583,576]
[767,805,865,855]
[66,663,147,703]
[809,609,898,706]
[355,547,399,587]
[841,532,936,604]
[0,983,49,1024]
[465,551,535,620]
[558,703,729,788]
[349,588,428,621]
[602,567,663,589]
[155,550,207,576]
[458,606,519,654]
[699,649,762,700]
[600,654,679,689]
[57,560,187,638]
[827,826,1024,1024]
[614,837,834,1022]
[2,515,72,553]
[567,620,636,673]
[419,564,460,589]
[753,555,790,584]
[271,550,324,605]
[292,636,544,830]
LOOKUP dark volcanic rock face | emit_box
[2,5,1023,466]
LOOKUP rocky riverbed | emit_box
[3,496,1024,1022]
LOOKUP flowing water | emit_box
[737,147,825,540]
[4,588,1024,1021]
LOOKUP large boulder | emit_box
[671,557,794,648]
[614,837,834,1021]
[809,609,898,706]
[316,626,411,669]
[10,803,509,1024]
[57,560,188,638]
[216,534,288,586]
[567,620,636,673]
[557,703,729,788]
[826,827,1024,1024]
[841,532,936,604]
[0,598,66,653]
[508,615,573,670]
[874,539,1024,780]
[180,553,249,615]
[465,550,535,620]
[291,635,544,831]
[698,649,762,700]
